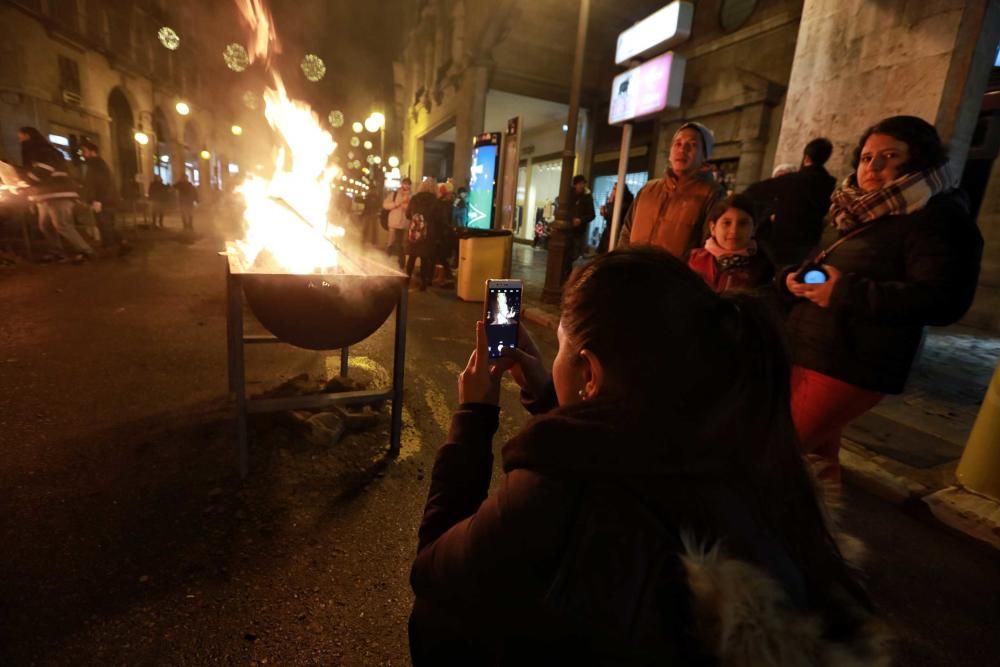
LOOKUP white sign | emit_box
[609,51,686,125]
[615,1,694,65]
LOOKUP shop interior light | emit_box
[200,149,211,160]
[176,101,190,116]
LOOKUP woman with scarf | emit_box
[782,116,983,486]
[410,249,887,666]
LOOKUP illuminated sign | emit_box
[609,51,686,125]
[615,1,693,65]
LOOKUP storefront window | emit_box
[591,171,649,248]
[524,159,561,244]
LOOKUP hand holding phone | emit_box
[484,279,523,359]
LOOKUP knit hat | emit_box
[675,122,715,159]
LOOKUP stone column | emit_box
[774,0,1000,178]
[452,61,489,188]
[735,102,770,191]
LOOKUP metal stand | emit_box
[226,264,408,478]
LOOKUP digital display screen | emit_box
[468,143,498,229]
[485,285,521,358]
[802,269,828,285]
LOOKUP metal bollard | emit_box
[956,360,1000,502]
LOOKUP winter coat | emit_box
[618,170,725,258]
[782,190,983,394]
[174,180,198,207]
[410,396,889,666]
[568,189,596,239]
[744,165,837,267]
[598,186,634,253]
[82,156,120,210]
[383,188,411,230]
[687,248,774,294]
[20,139,78,204]
[148,180,171,205]
[405,191,440,254]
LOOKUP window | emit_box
[58,55,81,94]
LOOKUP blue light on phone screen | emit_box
[803,269,827,284]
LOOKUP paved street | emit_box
[1,217,998,666]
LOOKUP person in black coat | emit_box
[80,140,129,253]
[148,176,171,229]
[780,116,983,486]
[405,179,441,290]
[566,175,596,266]
[173,174,198,230]
[410,249,885,666]
[598,181,633,253]
[744,137,838,267]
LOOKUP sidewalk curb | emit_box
[924,486,1000,550]
[840,448,930,505]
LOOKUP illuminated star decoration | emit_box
[158,27,180,50]
[350,136,360,147]
[328,110,344,128]
[224,43,250,72]
[301,54,326,82]
[242,91,259,110]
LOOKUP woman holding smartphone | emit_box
[781,116,983,487]
[409,249,887,666]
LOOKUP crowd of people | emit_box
[407,114,984,664]
[1,127,205,264]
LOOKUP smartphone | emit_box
[795,265,829,285]
[484,279,522,359]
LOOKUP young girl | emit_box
[688,194,774,293]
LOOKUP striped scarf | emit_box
[828,163,955,232]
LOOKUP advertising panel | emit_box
[608,52,686,125]
[468,133,501,230]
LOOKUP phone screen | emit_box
[802,269,828,284]
[485,283,522,359]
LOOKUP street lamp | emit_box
[231,125,243,136]
[175,101,190,116]
[388,155,399,168]
[365,112,385,132]
[200,149,211,160]
[134,131,150,145]
[352,121,363,133]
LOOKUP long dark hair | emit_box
[560,248,869,609]
[850,115,948,176]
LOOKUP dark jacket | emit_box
[410,397,887,666]
[783,190,983,394]
[598,186,634,253]
[20,139,79,204]
[568,189,596,238]
[687,248,774,294]
[148,180,171,204]
[744,165,837,267]
[82,156,119,210]
[406,191,442,253]
[174,180,198,207]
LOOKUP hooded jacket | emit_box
[410,398,889,666]
[617,170,724,258]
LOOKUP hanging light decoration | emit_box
[158,27,180,50]
[352,121,363,133]
[224,43,250,72]
[350,136,360,147]
[388,155,400,168]
[175,101,190,116]
[242,91,259,110]
[300,54,326,82]
[328,110,344,128]
[347,151,355,159]
[373,156,382,165]
[366,155,374,164]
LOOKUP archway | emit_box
[108,87,138,199]
[152,106,173,184]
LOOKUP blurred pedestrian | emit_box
[405,178,439,291]
[780,116,983,487]
[617,122,725,258]
[173,174,198,230]
[409,249,884,665]
[744,137,838,267]
[597,181,633,253]
[687,194,772,293]
[383,177,412,268]
[17,126,94,262]
[452,186,468,229]
[148,175,170,229]
[80,140,129,255]
[434,182,456,285]
[566,175,595,269]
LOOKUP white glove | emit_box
[92,201,103,213]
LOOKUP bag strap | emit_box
[801,222,878,270]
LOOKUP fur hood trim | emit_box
[680,534,891,667]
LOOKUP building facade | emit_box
[0,0,243,200]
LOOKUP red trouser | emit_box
[790,366,884,486]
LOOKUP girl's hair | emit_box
[706,193,756,227]
[560,248,870,610]
[850,115,948,175]
[417,178,437,194]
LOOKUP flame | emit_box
[232,0,345,275]
[233,0,281,64]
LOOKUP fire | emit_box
[231,0,344,274]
